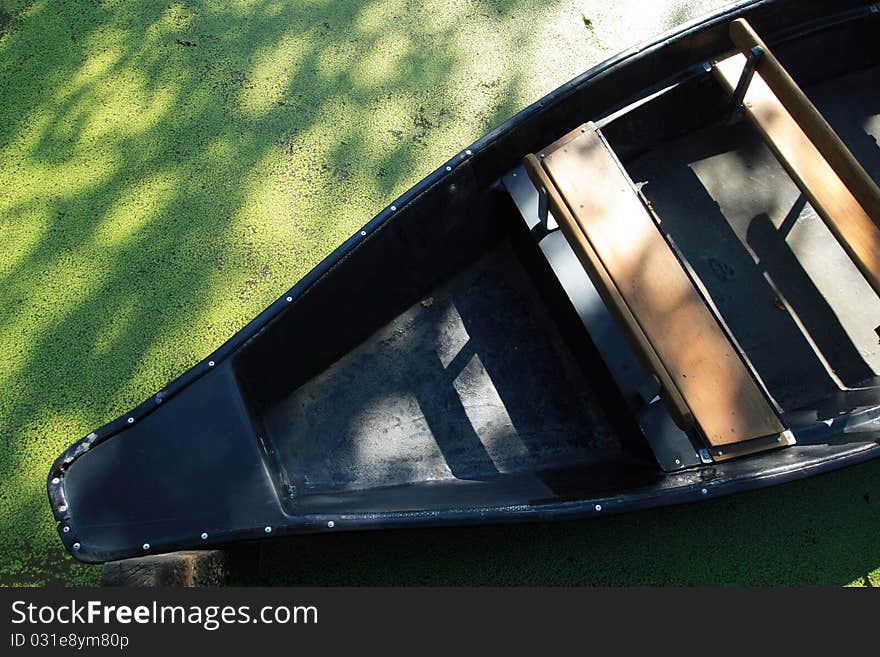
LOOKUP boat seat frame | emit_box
[713,18,880,301]
[523,127,789,461]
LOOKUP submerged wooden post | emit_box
[101,550,229,587]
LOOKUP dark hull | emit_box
[48,0,880,563]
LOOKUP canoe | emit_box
[49,0,880,563]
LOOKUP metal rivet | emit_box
[143,543,150,550]
[62,526,70,533]
[539,153,546,159]
[674,459,681,465]
[580,128,587,133]
[59,505,67,512]
[264,526,272,533]
[465,149,472,155]
[286,296,292,302]
[390,205,396,211]
[701,488,708,495]
[716,450,723,456]
[703,62,713,72]
[51,477,60,485]
[73,543,81,550]
[127,417,134,424]
[327,520,335,528]
[201,532,208,540]
[360,230,367,236]
[595,504,602,511]
[208,360,215,367]
[445,166,452,172]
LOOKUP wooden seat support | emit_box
[714,18,880,299]
[524,128,785,452]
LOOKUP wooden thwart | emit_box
[715,19,880,299]
[523,153,694,431]
[526,128,783,448]
[727,18,880,228]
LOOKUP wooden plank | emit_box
[541,129,784,447]
[728,18,880,228]
[523,154,695,430]
[714,52,880,299]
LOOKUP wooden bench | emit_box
[713,18,880,299]
[524,127,786,459]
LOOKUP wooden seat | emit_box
[713,18,880,299]
[524,127,786,458]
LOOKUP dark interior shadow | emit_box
[747,210,875,389]
[629,151,843,411]
[437,247,622,468]
[412,338,500,480]
[809,65,880,183]
[259,242,624,499]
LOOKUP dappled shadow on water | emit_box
[0,0,566,584]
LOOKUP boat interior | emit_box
[225,11,880,515]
